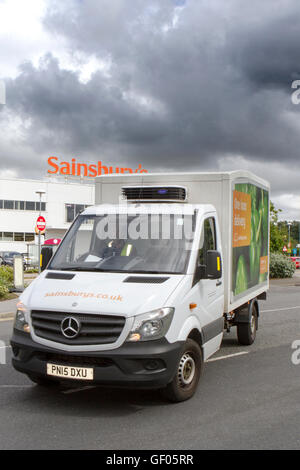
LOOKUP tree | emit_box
[270,202,286,253]
[277,220,300,249]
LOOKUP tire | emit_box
[162,339,203,403]
[27,374,57,387]
[237,305,258,345]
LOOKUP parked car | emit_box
[0,251,25,268]
[290,256,300,269]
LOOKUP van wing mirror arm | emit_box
[194,264,206,283]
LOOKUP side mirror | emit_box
[206,250,222,279]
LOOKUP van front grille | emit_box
[31,310,126,346]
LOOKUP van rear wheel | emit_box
[237,306,258,345]
[162,339,202,403]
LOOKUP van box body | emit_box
[95,170,270,313]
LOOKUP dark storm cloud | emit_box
[2,0,300,180]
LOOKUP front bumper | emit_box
[11,330,185,389]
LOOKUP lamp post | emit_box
[35,190,46,273]
[287,221,292,255]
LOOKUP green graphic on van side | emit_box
[232,183,269,297]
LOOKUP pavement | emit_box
[0,273,37,318]
[269,269,300,286]
[0,298,20,319]
[0,276,299,449]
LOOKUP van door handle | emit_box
[216,280,222,286]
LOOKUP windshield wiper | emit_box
[127,270,181,275]
[49,267,182,274]
[51,267,130,273]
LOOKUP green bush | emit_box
[0,265,13,284]
[25,268,38,273]
[269,253,296,278]
[0,266,14,299]
[0,283,9,299]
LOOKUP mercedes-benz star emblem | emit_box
[61,317,81,339]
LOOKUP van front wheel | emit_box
[162,339,202,403]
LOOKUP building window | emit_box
[0,232,35,242]
[65,204,90,223]
[25,233,35,242]
[14,233,25,241]
[25,201,35,211]
[66,204,75,223]
[0,200,46,211]
[3,232,13,241]
[15,201,24,210]
[4,200,14,210]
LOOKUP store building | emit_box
[0,176,94,259]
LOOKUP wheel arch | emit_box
[176,316,203,345]
[187,328,204,351]
[234,297,259,324]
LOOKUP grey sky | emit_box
[0,0,300,219]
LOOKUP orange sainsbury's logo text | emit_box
[48,157,148,177]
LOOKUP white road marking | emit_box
[0,385,32,388]
[206,351,249,362]
[62,386,96,394]
[261,306,300,313]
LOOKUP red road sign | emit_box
[36,216,46,232]
[283,246,287,252]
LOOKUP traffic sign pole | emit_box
[35,190,46,274]
[36,215,46,274]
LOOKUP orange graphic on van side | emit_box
[259,256,268,274]
[232,190,251,248]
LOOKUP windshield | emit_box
[3,252,20,257]
[48,213,196,274]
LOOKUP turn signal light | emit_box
[128,333,141,342]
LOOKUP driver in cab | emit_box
[102,239,136,258]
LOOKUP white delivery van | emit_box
[11,171,269,402]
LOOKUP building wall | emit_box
[0,177,95,253]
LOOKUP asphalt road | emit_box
[0,283,299,450]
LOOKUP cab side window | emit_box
[198,217,216,266]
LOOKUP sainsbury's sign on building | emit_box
[48,157,148,177]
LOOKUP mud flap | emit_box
[234,299,259,327]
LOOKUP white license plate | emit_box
[47,363,94,380]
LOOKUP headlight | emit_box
[14,302,30,333]
[126,307,174,342]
